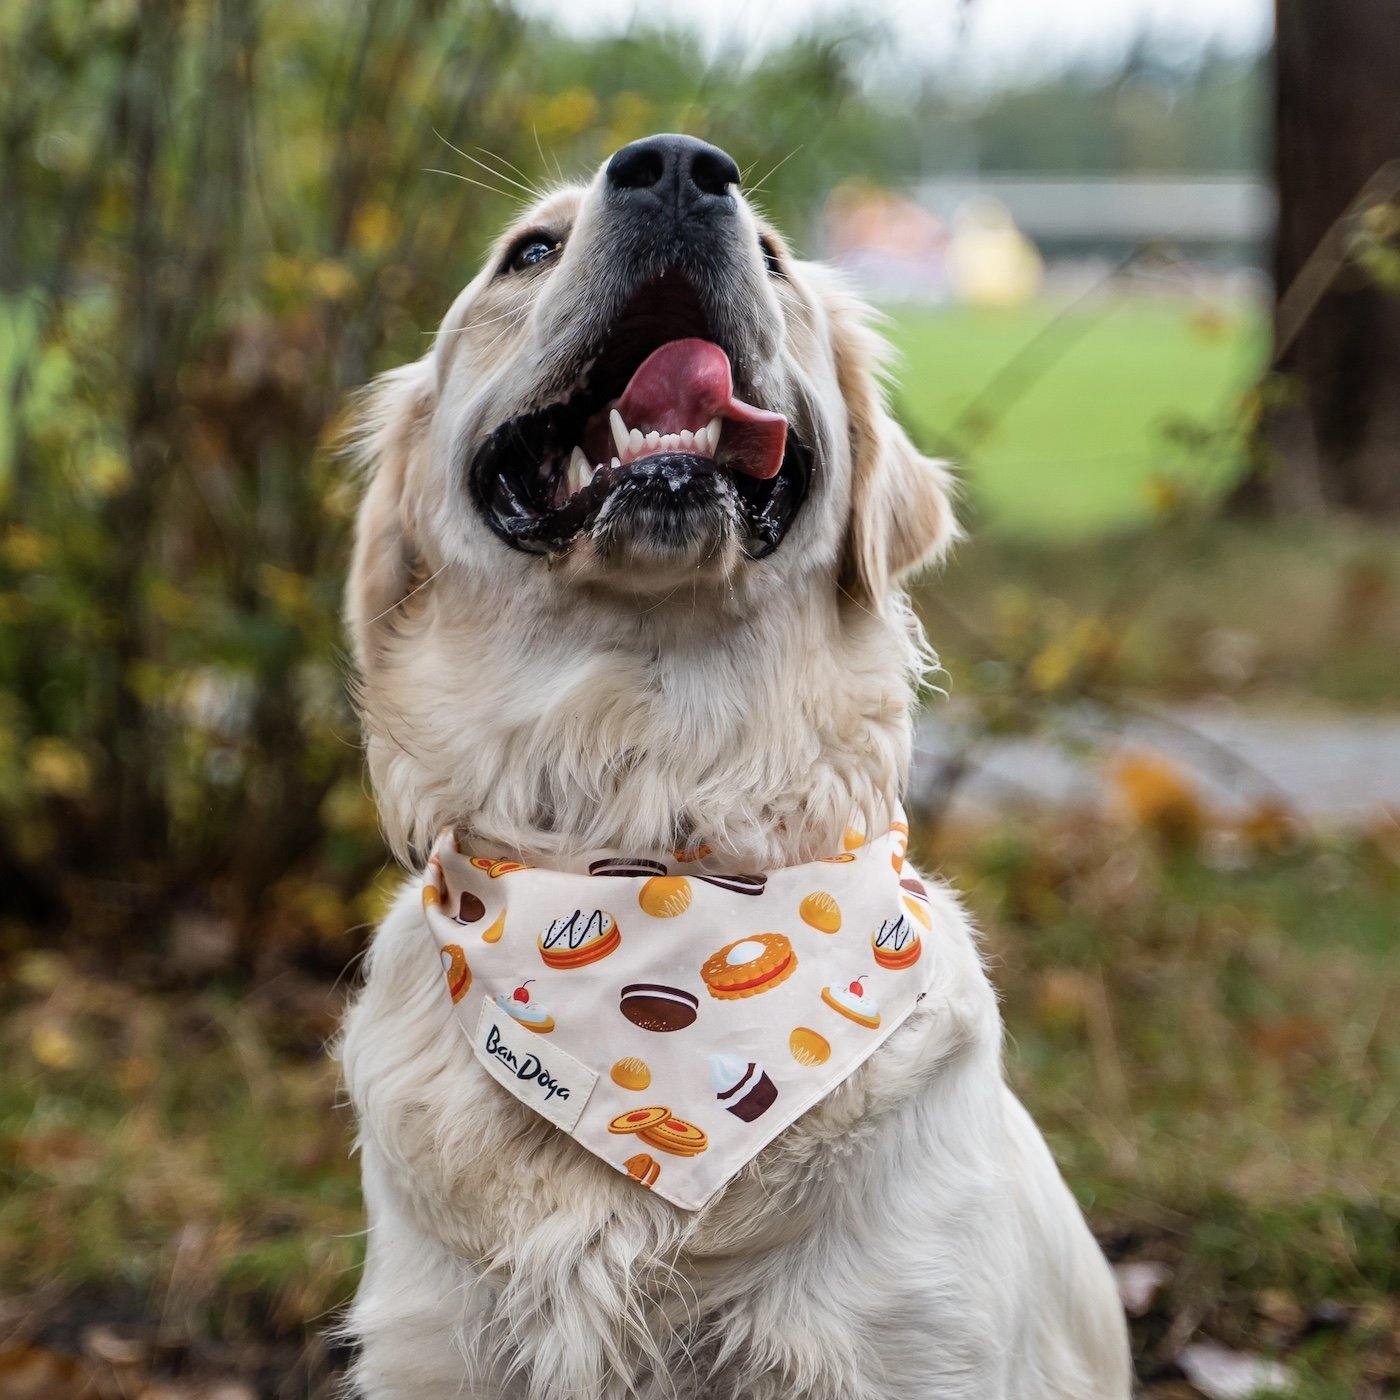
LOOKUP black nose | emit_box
[605,134,741,215]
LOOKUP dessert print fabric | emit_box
[421,818,938,1211]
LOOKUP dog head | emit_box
[348,135,957,859]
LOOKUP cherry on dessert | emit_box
[848,978,865,996]
[513,979,534,1003]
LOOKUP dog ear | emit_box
[345,357,436,667]
[833,306,959,608]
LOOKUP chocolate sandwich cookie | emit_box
[452,890,486,924]
[589,856,668,878]
[619,983,699,1032]
[694,871,767,896]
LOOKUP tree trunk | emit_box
[1235,0,1400,514]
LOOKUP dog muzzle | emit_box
[421,818,936,1211]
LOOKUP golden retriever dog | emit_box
[339,134,1130,1399]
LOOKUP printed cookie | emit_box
[638,1115,709,1158]
[821,976,881,1030]
[470,857,529,878]
[672,843,711,863]
[788,1026,831,1066]
[440,944,471,1003]
[709,1055,778,1122]
[538,910,621,969]
[610,1057,652,1091]
[820,851,856,865]
[608,1106,670,1136]
[694,872,767,896]
[619,983,699,1032]
[624,1152,660,1187]
[451,890,486,925]
[589,856,668,879]
[638,875,692,918]
[900,876,932,930]
[872,914,922,970]
[496,981,554,1033]
[700,933,797,1000]
[799,891,841,934]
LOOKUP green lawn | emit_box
[884,298,1267,537]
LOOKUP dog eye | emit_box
[505,235,561,274]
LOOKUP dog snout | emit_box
[604,133,741,227]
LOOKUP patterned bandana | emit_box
[421,818,936,1211]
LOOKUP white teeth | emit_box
[645,430,661,449]
[678,429,694,451]
[628,428,644,457]
[610,456,620,471]
[705,417,721,454]
[609,409,629,460]
[566,446,589,495]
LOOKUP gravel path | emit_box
[911,702,1400,823]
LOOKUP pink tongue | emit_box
[614,339,787,480]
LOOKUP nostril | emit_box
[690,149,740,197]
[607,144,666,191]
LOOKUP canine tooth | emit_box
[609,409,629,460]
[567,446,589,494]
[705,417,721,454]
[628,428,645,457]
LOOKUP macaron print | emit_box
[788,1027,831,1066]
[872,914,922,971]
[900,876,933,929]
[610,1057,652,1091]
[496,980,554,1033]
[538,910,621,969]
[440,944,471,1002]
[700,933,797,1000]
[638,875,692,918]
[709,1054,779,1122]
[799,891,841,933]
[821,976,881,1029]
[619,983,699,1032]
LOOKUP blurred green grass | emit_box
[885,298,1267,536]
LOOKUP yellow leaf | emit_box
[27,738,91,798]
[31,1022,80,1070]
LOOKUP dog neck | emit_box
[359,567,926,871]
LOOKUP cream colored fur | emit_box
[339,157,1130,1399]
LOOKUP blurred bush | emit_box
[0,0,911,965]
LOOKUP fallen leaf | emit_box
[1178,1341,1293,1399]
[1114,1259,1170,1317]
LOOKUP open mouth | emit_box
[469,273,811,557]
